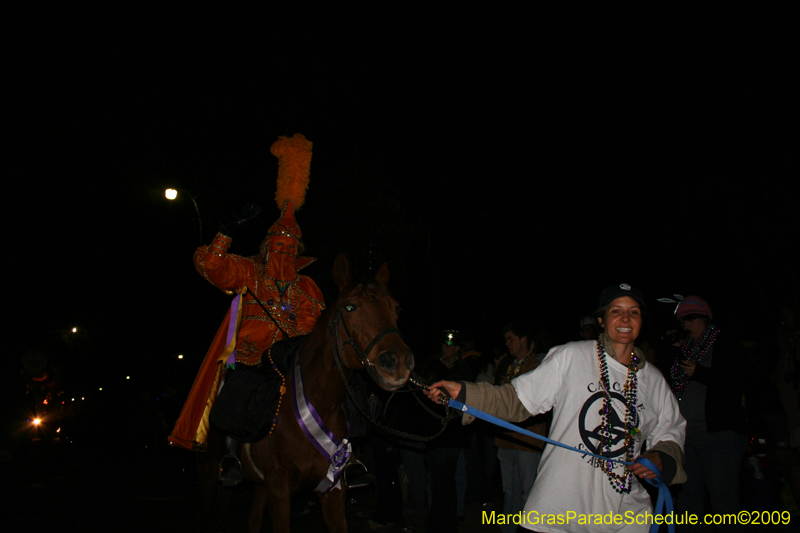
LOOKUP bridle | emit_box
[331,307,400,372]
[327,304,454,442]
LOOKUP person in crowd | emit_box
[366,431,405,529]
[494,348,515,386]
[579,316,601,340]
[492,322,549,533]
[425,284,687,533]
[460,334,482,383]
[398,438,427,522]
[668,295,748,531]
[474,350,501,508]
[766,303,800,513]
[457,334,484,509]
[423,330,474,532]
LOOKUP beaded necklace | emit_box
[596,341,639,494]
[670,324,719,400]
[504,349,535,383]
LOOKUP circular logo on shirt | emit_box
[578,391,638,457]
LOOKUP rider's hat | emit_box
[259,134,316,270]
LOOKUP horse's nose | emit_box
[378,351,398,372]
[378,350,414,374]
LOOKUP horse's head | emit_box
[331,253,413,391]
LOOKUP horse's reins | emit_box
[329,308,455,442]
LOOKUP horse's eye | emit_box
[344,304,356,312]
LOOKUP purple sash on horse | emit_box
[292,361,352,493]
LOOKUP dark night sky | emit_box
[7,6,798,397]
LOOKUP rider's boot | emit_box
[219,436,243,487]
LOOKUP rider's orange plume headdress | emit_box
[270,133,312,211]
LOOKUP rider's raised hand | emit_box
[218,203,262,237]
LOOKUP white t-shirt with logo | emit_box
[511,340,685,533]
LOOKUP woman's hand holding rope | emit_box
[628,451,662,480]
[423,380,461,405]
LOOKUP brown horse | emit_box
[198,253,414,532]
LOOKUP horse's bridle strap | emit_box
[336,309,400,368]
[361,327,401,360]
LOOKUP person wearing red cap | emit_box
[669,295,747,532]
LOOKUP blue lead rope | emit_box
[447,399,674,533]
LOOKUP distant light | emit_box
[72,327,77,333]
[81,397,85,401]
[126,376,130,380]
[56,427,61,433]
[33,418,41,425]
[178,354,184,359]
[71,398,75,402]
[165,189,178,200]
[99,387,103,391]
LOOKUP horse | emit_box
[197,253,414,533]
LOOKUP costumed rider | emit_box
[168,134,325,486]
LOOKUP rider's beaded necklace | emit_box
[670,324,719,400]
[596,341,639,494]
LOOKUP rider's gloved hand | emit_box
[218,203,262,237]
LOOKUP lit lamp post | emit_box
[62,324,84,343]
[165,188,203,244]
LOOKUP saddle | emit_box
[210,335,304,442]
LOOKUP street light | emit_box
[165,188,203,244]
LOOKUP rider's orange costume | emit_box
[169,134,324,452]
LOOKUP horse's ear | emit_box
[375,262,390,286]
[333,253,351,290]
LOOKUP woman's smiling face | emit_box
[599,296,642,346]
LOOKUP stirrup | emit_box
[219,453,243,487]
[343,459,374,489]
